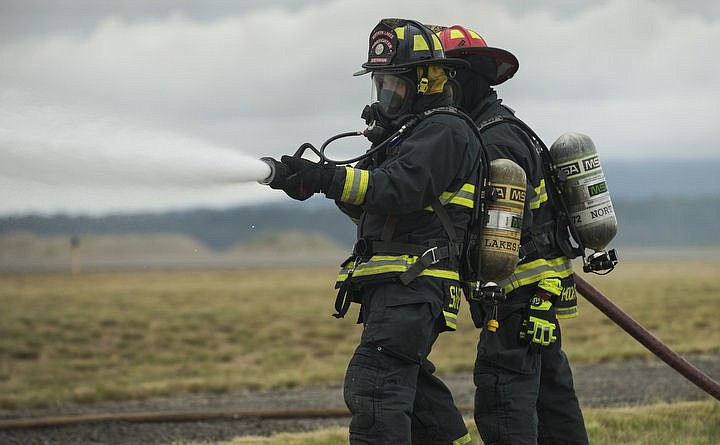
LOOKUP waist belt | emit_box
[332,239,460,319]
[354,239,460,285]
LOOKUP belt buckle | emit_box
[422,246,440,265]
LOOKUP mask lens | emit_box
[371,73,411,118]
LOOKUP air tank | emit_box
[549,132,617,251]
[479,158,526,282]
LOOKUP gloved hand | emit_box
[520,292,558,349]
[279,155,336,201]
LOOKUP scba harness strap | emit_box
[474,112,583,261]
[332,196,462,319]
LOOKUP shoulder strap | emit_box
[475,113,585,258]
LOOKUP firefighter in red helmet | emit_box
[437,24,589,445]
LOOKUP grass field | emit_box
[1,261,719,410]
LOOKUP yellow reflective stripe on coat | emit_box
[351,255,460,280]
[529,179,548,209]
[443,310,458,330]
[335,254,460,283]
[500,256,573,293]
[453,433,473,445]
[556,306,578,319]
[341,166,369,205]
[424,183,475,211]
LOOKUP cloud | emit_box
[1,0,719,215]
[493,0,720,157]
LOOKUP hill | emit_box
[2,195,720,250]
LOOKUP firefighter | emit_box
[437,25,590,445]
[266,19,479,444]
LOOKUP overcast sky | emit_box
[1,0,719,216]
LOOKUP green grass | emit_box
[1,261,719,409]
[174,400,719,445]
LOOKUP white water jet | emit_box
[0,104,270,187]
[0,92,275,214]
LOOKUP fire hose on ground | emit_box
[574,273,720,400]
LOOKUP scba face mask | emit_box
[361,73,415,144]
[372,73,414,117]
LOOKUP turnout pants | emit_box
[472,301,588,445]
[343,280,472,445]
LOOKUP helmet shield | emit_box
[371,73,414,118]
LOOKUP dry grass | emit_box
[0,268,361,409]
[175,400,719,445]
[1,259,719,410]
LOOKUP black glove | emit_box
[279,155,336,201]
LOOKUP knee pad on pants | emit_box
[344,344,417,437]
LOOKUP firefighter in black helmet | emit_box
[438,25,589,445]
[266,18,479,445]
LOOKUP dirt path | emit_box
[1,353,718,445]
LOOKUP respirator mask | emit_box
[361,72,415,144]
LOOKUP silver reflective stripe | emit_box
[341,167,369,205]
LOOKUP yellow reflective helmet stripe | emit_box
[431,33,443,51]
[448,28,465,40]
[414,34,429,51]
[394,25,443,51]
[341,166,369,205]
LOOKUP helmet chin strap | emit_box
[417,65,429,94]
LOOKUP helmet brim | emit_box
[446,47,519,85]
[354,57,470,77]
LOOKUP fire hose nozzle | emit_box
[257,157,289,188]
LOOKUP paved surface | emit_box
[1,353,718,444]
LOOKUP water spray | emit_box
[0,94,276,213]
